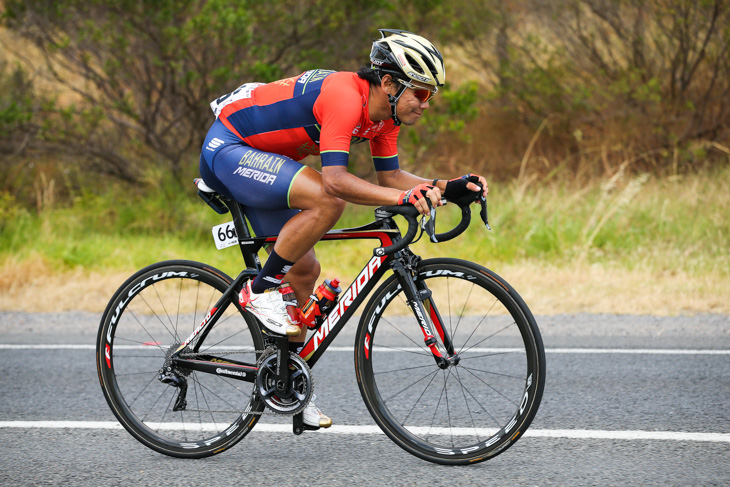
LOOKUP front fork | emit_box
[391,260,458,369]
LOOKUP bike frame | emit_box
[171,196,455,384]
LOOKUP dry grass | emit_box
[502,262,729,316]
[1,256,727,315]
[0,256,126,313]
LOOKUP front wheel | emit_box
[355,258,545,465]
[96,260,265,458]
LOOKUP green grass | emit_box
[1,165,728,284]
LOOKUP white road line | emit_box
[1,344,728,355]
[0,421,728,443]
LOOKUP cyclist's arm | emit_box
[376,168,435,191]
[322,166,439,215]
[379,169,489,199]
[322,166,403,205]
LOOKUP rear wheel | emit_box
[355,258,545,465]
[96,260,265,458]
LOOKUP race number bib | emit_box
[209,82,265,118]
[212,221,238,250]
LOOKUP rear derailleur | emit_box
[158,343,190,411]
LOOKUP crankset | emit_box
[255,348,313,416]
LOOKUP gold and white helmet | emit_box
[370,29,446,88]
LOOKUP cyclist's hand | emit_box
[444,173,489,202]
[398,183,442,215]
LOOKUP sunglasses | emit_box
[397,78,438,103]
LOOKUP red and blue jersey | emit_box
[212,70,400,171]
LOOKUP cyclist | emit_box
[199,29,488,429]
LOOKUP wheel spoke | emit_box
[454,366,482,443]
[127,302,177,350]
[456,299,501,355]
[455,366,502,425]
[372,343,432,357]
[400,368,441,425]
[457,364,525,380]
[151,284,178,339]
[379,316,430,354]
[382,367,440,404]
[450,280,475,340]
[459,321,517,356]
[373,362,438,376]
[459,350,522,361]
[461,365,519,408]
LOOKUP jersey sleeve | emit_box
[313,79,362,168]
[370,127,400,171]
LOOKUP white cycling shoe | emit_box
[303,395,332,429]
[239,281,300,337]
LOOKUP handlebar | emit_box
[373,187,490,256]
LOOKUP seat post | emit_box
[223,198,261,270]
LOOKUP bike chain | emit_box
[177,347,311,417]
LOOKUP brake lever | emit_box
[479,195,491,230]
[421,200,439,242]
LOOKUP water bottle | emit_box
[301,278,341,329]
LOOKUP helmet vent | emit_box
[404,53,425,74]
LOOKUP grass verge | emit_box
[1,166,728,315]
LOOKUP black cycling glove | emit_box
[444,174,481,202]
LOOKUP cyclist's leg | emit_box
[244,170,344,342]
[238,175,340,312]
[201,134,342,328]
[282,249,320,343]
[244,166,344,300]
[205,144,339,428]
[242,243,320,344]
[276,166,346,262]
[244,170,343,351]
[244,209,321,307]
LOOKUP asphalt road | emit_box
[0,311,728,486]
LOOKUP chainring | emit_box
[255,349,313,415]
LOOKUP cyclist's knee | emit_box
[300,190,344,227]
[320,193,346,222]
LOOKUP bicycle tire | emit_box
[355,258,545,465]
[96,260,265,458]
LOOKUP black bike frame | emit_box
[171,197,456,383]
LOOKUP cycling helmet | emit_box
[370,29,446,125]
[370,29,445,87]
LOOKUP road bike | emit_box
[96,179,545,465]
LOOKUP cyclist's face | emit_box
[395,81,432,126]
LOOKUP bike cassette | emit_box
[255,349,313,415]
